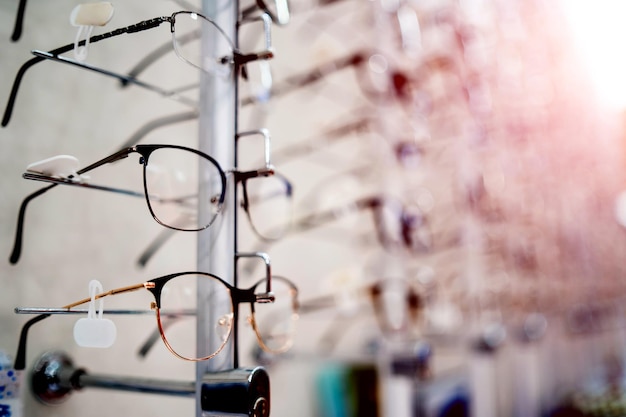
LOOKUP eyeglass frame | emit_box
[290,195,433,254]
[2,10,274,127]
[8,142,278,264]
[12,271,301,370]
[293,277,425,353]
[9,0,288,42]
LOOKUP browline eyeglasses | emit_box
[2,11,274,127]
[13,272,300,369]
[9,140,286,264]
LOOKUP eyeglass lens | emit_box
[156,274,297,360]
[251,277,298,352]
[157,273,233,361]
[244,174,292,240]
[171,11,234,77]
[142,147,223,231]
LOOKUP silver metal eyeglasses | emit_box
[2,11,274,126]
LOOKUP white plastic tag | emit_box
[73,280,117,348]
[70,2,114,26]
[26,155,80,178]
[70,2,115,62]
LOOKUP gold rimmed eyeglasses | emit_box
[13,273,299,369]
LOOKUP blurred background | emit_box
[1,0,626,416]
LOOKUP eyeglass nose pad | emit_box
[209,193,223,214]
[216,313,234,342]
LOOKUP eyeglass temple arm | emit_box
[31,50,198,109]
[10,0,27,42]
[290,196,377,233]
[9,184,57,265]
[239,50,366,106]
[63,283,150,310]
[117,110,199,149]
[14,314,51,370]
[13,283,150,370]
[2,17,170,127]
[10,147,138,264]
[136,228,178,268]
[21,147,137,196]
[271,117,370,164]
[23,172,146,201]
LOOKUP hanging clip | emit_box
[70,2,115,62]
[73,280,117,348]
[25,155,89,183]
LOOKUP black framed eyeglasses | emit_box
[9,144,226,264]
[13,273,299,368]
[2,10,274,127]
[9,141,290,264]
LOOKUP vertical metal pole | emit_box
[196,0,238,415]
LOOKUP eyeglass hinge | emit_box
[127,17,167,33]
[256,292,275,303]
[233,50,274,67]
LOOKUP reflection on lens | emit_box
[252,276,298,353]
[245,173,293,240]
[144,147,224,231]
[172,11,234,77]
[158,273,234,361]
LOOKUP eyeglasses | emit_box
[239,49,425,106]
[13,273,299,368]
[289,195,433,254]
[2,10,274,127]
[294,277,425,353]
[9,143,284,264]
[10,0,290,43]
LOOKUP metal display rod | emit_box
[30,351,270,417]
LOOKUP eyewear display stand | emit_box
[29,351,270,416]
[17,1,270,416]
[196,0,253,415]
